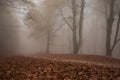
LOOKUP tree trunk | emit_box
[73,29,78,54]
[72,0,85,54]
[61,0,85,54]
[106,0,115,56]
[72,0,78,54]
[46,31,51,54]
[111,11,120,53]
[77,0,85,52]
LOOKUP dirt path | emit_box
[32,54,120,68]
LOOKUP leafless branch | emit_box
[60,8,73,31]
[52,22,65,34]
[77,0,85,48]
[111,10,120,52]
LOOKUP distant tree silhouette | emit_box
[60,0,85,54]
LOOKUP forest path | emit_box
[32,54,120,68]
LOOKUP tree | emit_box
[0,0,21,54]
[89,0,120,56]
[105,0,120,56]
[25,0,62,54]
[60,0,85,54]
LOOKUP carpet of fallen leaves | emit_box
[0,56,120,80]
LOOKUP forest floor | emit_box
[0,54,120,80]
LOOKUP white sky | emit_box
[10,0,120,58]
[33,0,44,4]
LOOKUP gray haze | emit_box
[0,0,120,59]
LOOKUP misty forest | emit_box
[0,0,120,79]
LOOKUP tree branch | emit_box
[60,8,73,31]
[77,0,85,49]
[111,38,120,52]
[117,38,120,43]
[52,22,65,34]
[111,11,120,52]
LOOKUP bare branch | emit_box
[52,22,65,33]
[77,0,85,49]
[111,38,120,52]
[60,8,73,31]
[117,38,120,43]
[111,10,120,52]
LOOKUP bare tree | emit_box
[25,0,62,54]
[92,0,120,56]
[105,0,115,56]
[111,11,120,54]
[60,0,85,54]
[105,0,120,56]
[0,0,23,54]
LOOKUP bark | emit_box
[106,0,115,56]
[46,30,51,54]
[72,0,78,54]
[77,0,85,52]
[111,11,120,53]
[60,0,85,54]
[72,0,85,54]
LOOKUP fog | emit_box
[0,0,120,59]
